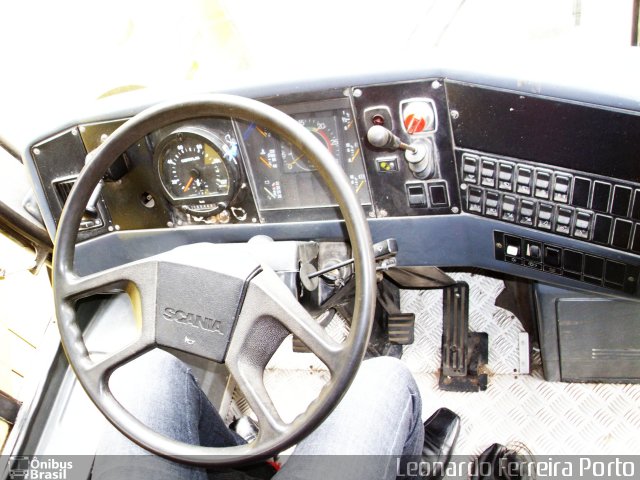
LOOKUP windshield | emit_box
[0,0,635,148]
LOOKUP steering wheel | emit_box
[52,95,376,466]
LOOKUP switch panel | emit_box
[495,231,639,294]
[459,149,640,255]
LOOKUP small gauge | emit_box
[154,127,240,215]
[349,173,367,195]
[243,123,279,170]
[262,179,283,202]
[345,141,361,164]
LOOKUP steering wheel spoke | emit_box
[86,336,155,385]
[226,359,288,442]
[61,260,156,302]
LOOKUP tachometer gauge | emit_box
[154,127,240,215]
[282,115,340,172]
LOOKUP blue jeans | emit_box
[92,349,424,479]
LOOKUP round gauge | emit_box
[154,128,240,215]
[282,117,340,172]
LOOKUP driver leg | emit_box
[275,356,423,480]
[92,349,244,480]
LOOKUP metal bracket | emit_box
[439,282,488,392]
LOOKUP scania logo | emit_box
[163,307,224,336]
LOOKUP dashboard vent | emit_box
[53,178,76,206]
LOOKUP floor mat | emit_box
[261,271,640,455]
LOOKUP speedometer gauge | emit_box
[154,128,240,215]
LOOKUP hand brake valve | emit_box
[367,125,435,179]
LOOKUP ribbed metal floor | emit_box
[262,271,640,455]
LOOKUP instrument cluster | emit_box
[151,99,372,224]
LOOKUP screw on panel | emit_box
[71,129,78,136]
[431,80,441,89]
[167,221,174,227]
[496,242,503,249]
[100,133,109,143]
[379,209,388,218]
[368,211,376,218]
[33,148,41,155]
[352,88,363,98]
[628,276,635,282]
[460,183,467,191]
[452,206,459,214]
[107,226,114,232]
[450,110,460,120]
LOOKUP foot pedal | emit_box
[388,313,416,345]
[439,282,488,392]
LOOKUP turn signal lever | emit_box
[306,238,398,281]
[367,125,435,179]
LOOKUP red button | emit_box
[404,114,426,134]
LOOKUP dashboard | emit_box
[24,73,640,300]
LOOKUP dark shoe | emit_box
[421,407,461,479]
[470,443,533,480]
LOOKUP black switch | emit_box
[481,159,497,188]
[555,207,573,235]
[591,181,611,212]
[524,240,542,261]
[604,260,626,286]
[534,170,551,199]
[611,185,632,217]
[467,186,483,213]
[518,199,535,226]
[632,190,640,221]
[553,175,571,203]
[498,163,514,191]
[612,219,632,249]
[571,177,591,208]
[563,249,583,273]
[461,154,479,184]
[544,246,562,268]
[516,166,532,196]
[584,255,604,279]
[406,183,427,207]
[592,214,612,244]
[504,235,522,257]
[428,182,449,207]
[501,195,516,222]
[537,202,553,230]
[573,211,592,240]
[484,191,500,217]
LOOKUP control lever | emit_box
[306,238,398,280]
[367,125,416,153]
[367,125,435,179]
[84,151,104,215]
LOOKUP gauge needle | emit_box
[183,176,194,192]
[256,126,268,137]
[259,156,272,168]
[355,180,365,193]
[289,153,304,167]
[349,147,361,163]
[263,186,276,199]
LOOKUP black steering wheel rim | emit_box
[52,94,377,466]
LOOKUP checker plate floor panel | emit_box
[261,272,640,455]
